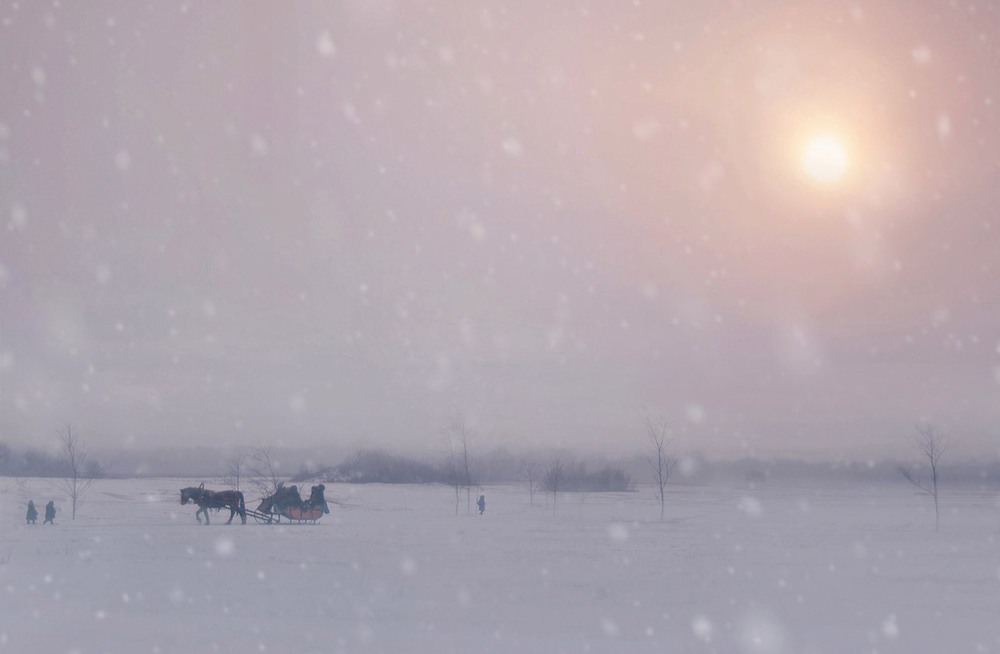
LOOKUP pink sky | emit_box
[2,1,999,459]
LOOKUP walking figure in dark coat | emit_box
[26,500,38,524]
[44,501,56,525]
[477,494,486,515]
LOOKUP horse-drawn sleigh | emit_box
[180,482,329,525]
[251,483,330,524]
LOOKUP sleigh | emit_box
[248,483,330,524]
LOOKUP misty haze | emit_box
[2,2,1000,653]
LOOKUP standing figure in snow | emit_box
[44,500,56,525]
[26,500,38,524]
[477,494,486,515]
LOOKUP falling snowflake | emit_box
[316,31,336,58]
[692,615,713,642]
[214,538,235,557]
[502,138,523,157]
[911,45,932,65]
[115,150,131,171]
[882,614,899,639]
[936,114,952,139]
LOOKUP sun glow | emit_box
[801,136,848,184]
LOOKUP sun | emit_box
[801,135,848,184]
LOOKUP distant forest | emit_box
[3,440,1000,492]
[0,441,632,492]
[311,448,632,493]
[0,441,105,479]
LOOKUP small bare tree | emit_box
[54,425,97,520]
[441,451,464,515]
[543,457,565,510]
[443,416,475,514]
[249,447,282,500]
[646,417,677,522]
[519,456,542,506]
[222,452,249,492]
[898,423,948,531]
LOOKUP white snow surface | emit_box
[1,478,999,653]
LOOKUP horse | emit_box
[180,483,247,525]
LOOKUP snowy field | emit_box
[1,478,999,654]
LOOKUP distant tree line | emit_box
[286,447,632,492]
[323,449,442,484]
[542,460,632,493]
[0,440,105,479]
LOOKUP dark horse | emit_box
[180,483,247,525]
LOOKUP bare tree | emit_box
[543,457,565,510]
[519,456,542,506]
[222,452,249,492]
[898,423,948,531]
[443,416,475,514]
[646,417,677,522]
[441,450,464,515]
[54,425,97,520]
[249,447,282,500]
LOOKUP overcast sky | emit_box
[2,1,999,459]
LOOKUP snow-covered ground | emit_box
[1,477,998,653]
